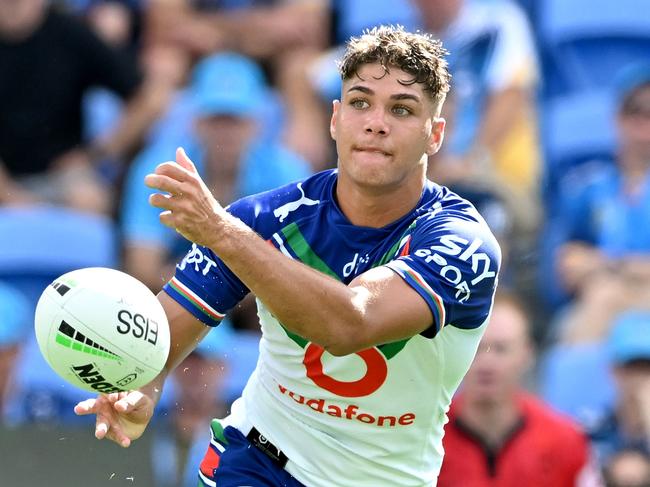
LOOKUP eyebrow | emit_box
[346,85,421,103]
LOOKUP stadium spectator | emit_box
[121,52,312,292]
[439,291,600,487]
[141,0,330,167]
[75,26,501,486]
[588,311,650,466]
[603,448,650,487]
[554,62,650,344]
[0,0,165,213]
[407,0,541,203]
[0,282,31,417]
[160,327,233,487]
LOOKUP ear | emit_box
[426,118,446,156]
[330,100,340,141]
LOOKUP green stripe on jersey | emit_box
[281,223,339,279]
[210,419,229,445]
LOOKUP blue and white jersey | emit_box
[164,169,501,487]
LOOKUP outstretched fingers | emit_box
[176,147,198,173]
[144,172,185,195]
[114,390,145,414]
[74,397,99,416]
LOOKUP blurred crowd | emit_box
[1,0,650,485]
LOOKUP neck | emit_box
[620,150,650,194]
[206,159,239,203]
[335,169,426,228]
[458,394,521,448]
[617,400,645,440]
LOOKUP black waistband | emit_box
[246,426,289,469]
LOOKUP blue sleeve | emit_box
[162,200,255,327]
[385,214,501,337]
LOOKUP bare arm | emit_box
[146,149,434,356]
[0,160,37,205]
[123,243,176,293]
[145,0,327,58]
[91,79,170,163]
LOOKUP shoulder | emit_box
[411,185,502,267]
[521,394,588,445]
[238,141,313,195]
[226,169,336,237]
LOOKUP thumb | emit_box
[176,147,197,173]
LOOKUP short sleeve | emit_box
[162,201,254,327]
[385,214,501,337]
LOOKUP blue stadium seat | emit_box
[538,0,650,96]
[539,342,616,429]
[0,206,119,424]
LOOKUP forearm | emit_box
[139,291,212,405]
[210,3,327,57]
[619,255,650,280]
[209,215,367,354]
[97,81,168,161]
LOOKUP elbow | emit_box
[313,290,372,356]
[320,318,369,357]
[323,343,355,357]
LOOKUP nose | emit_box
[364,107,389,136]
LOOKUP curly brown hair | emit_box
[338,25,451,115]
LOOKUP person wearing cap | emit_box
[121,51,312,293]
[588,311,650,466]
[554,61,650,344]
[119,51,310,485]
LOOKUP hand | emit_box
[556,242,609,293]
[145,147,227,248]
[74,390,155,448]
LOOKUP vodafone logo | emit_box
[303,343,388,397]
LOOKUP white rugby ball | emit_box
[34,267,170,394]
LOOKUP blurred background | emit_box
[1,0,650,485]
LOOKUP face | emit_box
[461,301,532,404]
[618,85,650,160]
[0,0,46,37]
[330,63,445,192]
[196,114,256,174]
[411,0,464,32]
[613,360,650,405]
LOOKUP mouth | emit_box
[353,146,392,156]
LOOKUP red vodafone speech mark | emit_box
[303,343,388,397]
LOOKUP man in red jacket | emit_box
[438,292,601,487]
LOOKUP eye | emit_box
[350,98,369,109]
[392,105,412,116]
